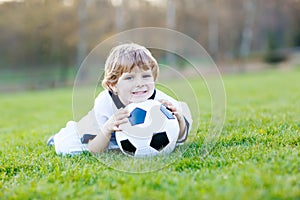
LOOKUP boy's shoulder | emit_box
[154,89,170,98]
[154,89,178,104]
[96,89,110,98]
[94,90,113,108]
[94,89,119,113]
[95,90,111,102]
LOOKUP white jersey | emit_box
[53,89,192,155]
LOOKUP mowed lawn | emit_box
[0,68,299,199]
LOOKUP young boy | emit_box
[48,43,192,155]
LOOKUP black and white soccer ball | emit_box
[116,100,180,157]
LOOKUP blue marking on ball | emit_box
[128,107,147,126]
[160,104,175,119]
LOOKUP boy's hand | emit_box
[159,99,186,139]
[159,99,177,112]
[102,108,130,136]
[158,99,184,122]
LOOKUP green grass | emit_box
[1,68,300,199]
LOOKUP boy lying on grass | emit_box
[47,43,192,155]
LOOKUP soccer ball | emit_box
[116,100,180,157]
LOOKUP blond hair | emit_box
[102,43,159,90]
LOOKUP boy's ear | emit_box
[108,84,117,94]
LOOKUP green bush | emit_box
[264,33,288,64]
[264,51,287,64]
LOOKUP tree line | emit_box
[0,0,299,71]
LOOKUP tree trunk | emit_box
[166,0,177,68]
[239,0,256,64]
[77,0,87,70]
[208,0,219,60]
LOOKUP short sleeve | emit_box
[93,90,116,129]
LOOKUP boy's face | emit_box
[113,66,155,105]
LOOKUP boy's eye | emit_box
[143,74,152,78]
[124,76,133,80]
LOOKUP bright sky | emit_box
[0,0,164,6]
[0,0,23,4]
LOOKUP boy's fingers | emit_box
[118,118,129,125]
[159,99,173,108]
[112,119,128,131]
[114,113,130,121]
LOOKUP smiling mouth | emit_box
[132,90,147,95]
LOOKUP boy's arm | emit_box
[159,98,192,143]
[87,129,111,153]
[87,108,129,154]
[76,110,111,153]
[176,102,192,143]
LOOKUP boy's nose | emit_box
[136,78,144,87]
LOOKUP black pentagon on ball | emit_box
[160,105,175,119]
[150,132,170,151]
[120,139,137,156]
[128,107,147,126]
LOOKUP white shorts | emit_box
[53,121,120,156]
[53,121,88,156]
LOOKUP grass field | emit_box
[0,68,299,199]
